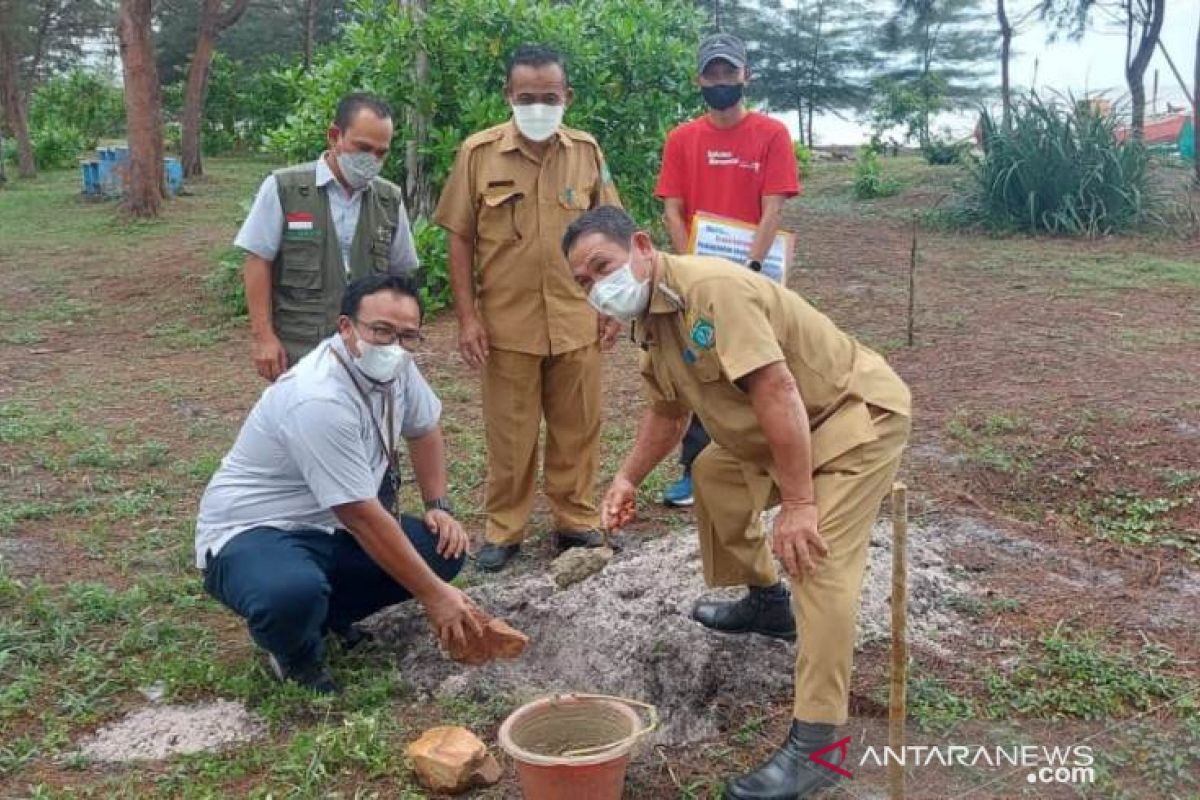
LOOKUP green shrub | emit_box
[267,0,703,229]
[973,94,1153,235]
[163,53,299,156]
[412,217,450,313]
[28,69,125,147]
[853,145,901,199]
[31,126,87,170]
[921,136,967,165]
[793,142,812,177]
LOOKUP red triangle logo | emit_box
[809,736,854,779]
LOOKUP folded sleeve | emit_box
[399,361,443,438]
[233,174,284,260]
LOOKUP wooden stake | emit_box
[889,482,909,800]
[907,217,917,347]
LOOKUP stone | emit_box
[405,726,502,794]
[446,607,529,666]
[551,545,614,589]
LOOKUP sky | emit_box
[772,0,1200,145]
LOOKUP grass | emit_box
[3,156,1198,796]
[902,625,1195,736]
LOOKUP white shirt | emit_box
[233,155,420,275]
[194,336,442,568]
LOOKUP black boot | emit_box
[476,542,520,572]
[724,721,845,800]
[692,583,796,640]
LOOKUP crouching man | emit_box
[195,274,481,694]
[564,207,911,799]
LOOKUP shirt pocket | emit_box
[478,189,524,242]
[689,349,723,383]
[277,241,324,292]
[370,225,393,273]
[557,185,591,212]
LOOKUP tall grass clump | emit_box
[974,94,1153,235]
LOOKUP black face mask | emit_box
[701,83,744,111]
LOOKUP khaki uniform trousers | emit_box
[482,344,601,545]
[692,409,910,724]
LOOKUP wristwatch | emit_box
[424,496,454,514]
[746,259,763,272]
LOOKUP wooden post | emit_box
[889,482,909,800]
[907,217,917,347]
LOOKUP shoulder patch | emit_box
[561,126,599,146]
[690,318,715,350]
[462,124,508,151]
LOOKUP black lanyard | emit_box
[330,346,401,514]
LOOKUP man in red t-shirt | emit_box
[654,32,800,510]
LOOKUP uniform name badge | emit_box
[285,212,316,240]
[687,211,794,284]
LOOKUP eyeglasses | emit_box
[354,318,425,349]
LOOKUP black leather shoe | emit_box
[333,623,375,652]
[552,529,611,552]
[266,653,340,695]
[724,721,844,800]
[693,584,796,641]
[476,542,520,572]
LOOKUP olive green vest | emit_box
[271,163,404,365]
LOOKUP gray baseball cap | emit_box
[698,33,747,72]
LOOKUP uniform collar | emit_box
[647,253,685,315]
[498,120,573,157]
[316,152,367,198]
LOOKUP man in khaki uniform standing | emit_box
[564,206,910,800]
[434,45,622,572]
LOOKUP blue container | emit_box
[81,160,101,197]
[164,156,184,196]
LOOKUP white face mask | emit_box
[354,339,410,383]
[588,261,650,322]
[336,149,383,190]
[512,103,564,142]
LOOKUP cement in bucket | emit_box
[498,694,658,800]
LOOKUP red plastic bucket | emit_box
[498,694,658,800]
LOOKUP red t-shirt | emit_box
[655,111,800,231]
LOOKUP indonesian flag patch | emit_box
[285,211,314,230]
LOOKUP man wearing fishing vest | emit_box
[236,92,418,382]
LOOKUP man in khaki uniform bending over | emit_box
[434,45,622,572]
[563,206,910,800]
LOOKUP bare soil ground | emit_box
[1,157,1197,798]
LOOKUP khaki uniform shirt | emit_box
[638,254,911,470]
[434,121,622,356]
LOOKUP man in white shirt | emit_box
[197,275,479,694]
[235,92,419,383]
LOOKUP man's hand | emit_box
[598,315,622,352]
[422,584,484,651]
[424,509,469,559]
[457,314,490,369]
[252,332,288,382]
[771,501,828,579]
[601,474,638,531]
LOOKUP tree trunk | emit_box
[400,0,432,219]
[0,3,36,178]
[117,0,165,217]
[805,0,824,154]
[998,0,1012,129]
[304,0,317,70]
[1124,0,1166,140]
[180,0,251,178]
